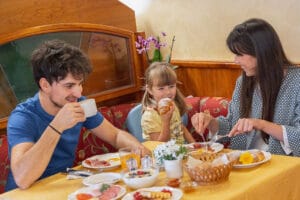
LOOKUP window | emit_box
[0,23,142,123]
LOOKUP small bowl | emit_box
[166,178,181,188]
[122,168,159,189]
[180,181,198,193]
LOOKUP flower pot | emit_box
[164,159,183,179]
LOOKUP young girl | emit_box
[141,62,195,144]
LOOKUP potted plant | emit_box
[153,140,187,178]
[135,32,176,65]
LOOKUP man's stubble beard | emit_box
[49,95,63,109]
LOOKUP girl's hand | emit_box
[228,118,259,137]
[191,112,213,134]
[160,101,175,122]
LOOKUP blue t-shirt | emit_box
[5,93,104,191]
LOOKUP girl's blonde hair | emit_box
[141,62,187,115]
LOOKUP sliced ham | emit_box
[85,159,111,167]
[98,185,121,200]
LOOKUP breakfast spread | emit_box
[71,149,270,200]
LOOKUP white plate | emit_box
[122,186,183,200]
[82,153,121,170]
[233,150,272,169]
[83,172,121,186]
[185,142,224,153]
[68,183,126,200]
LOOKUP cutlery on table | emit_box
[209,133,230,143]
[61,168,94,177]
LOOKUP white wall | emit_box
[121,0,300,62]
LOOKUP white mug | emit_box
[79,99,97,117]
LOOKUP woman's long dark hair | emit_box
[226,18,292,142]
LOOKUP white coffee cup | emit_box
[79,99,97,117]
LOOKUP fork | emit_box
[208,133,230,143]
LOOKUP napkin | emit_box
[212,154,229,167]
[186,156,204,168]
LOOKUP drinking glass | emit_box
[119,147,141,171]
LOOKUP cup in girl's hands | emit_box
[79,99,97,117]
[158,98,173,115]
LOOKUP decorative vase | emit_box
[163,159,183,179]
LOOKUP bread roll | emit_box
[253,151,265,162]
[158,98,172,115]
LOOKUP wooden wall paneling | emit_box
[0,0,137,38]
[172,60,242,98]
[135,32,149,77]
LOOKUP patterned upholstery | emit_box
[110,103,139,130]
[73,128,117,166]
[185,97,201,141]
[199,97,229,118]
[185,97,230,142]
[0,135,9,194]
[98,106,114,124]
[73,103,138,166]
[0,96,231,193]
[199,97,230,146]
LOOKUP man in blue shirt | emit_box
[6,39,150,191]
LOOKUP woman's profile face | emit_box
[234,54,257,76]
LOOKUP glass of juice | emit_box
[119,147,141,171]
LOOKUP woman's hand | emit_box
[228,118,259,136]
[191,112,213,134]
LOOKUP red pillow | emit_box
[0,135,9,194]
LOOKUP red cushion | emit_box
[200,97,230,117]
[200,97,231,146]
[110,103,139,130]
[73,128,117,166]
[74,103,138,166]
[185,97,203,142]
[98,106,114,124]
[0,135,9,194]
[185,97,230,142]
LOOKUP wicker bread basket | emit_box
[184,152,233,185]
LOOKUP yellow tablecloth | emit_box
[1,141,300,200]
